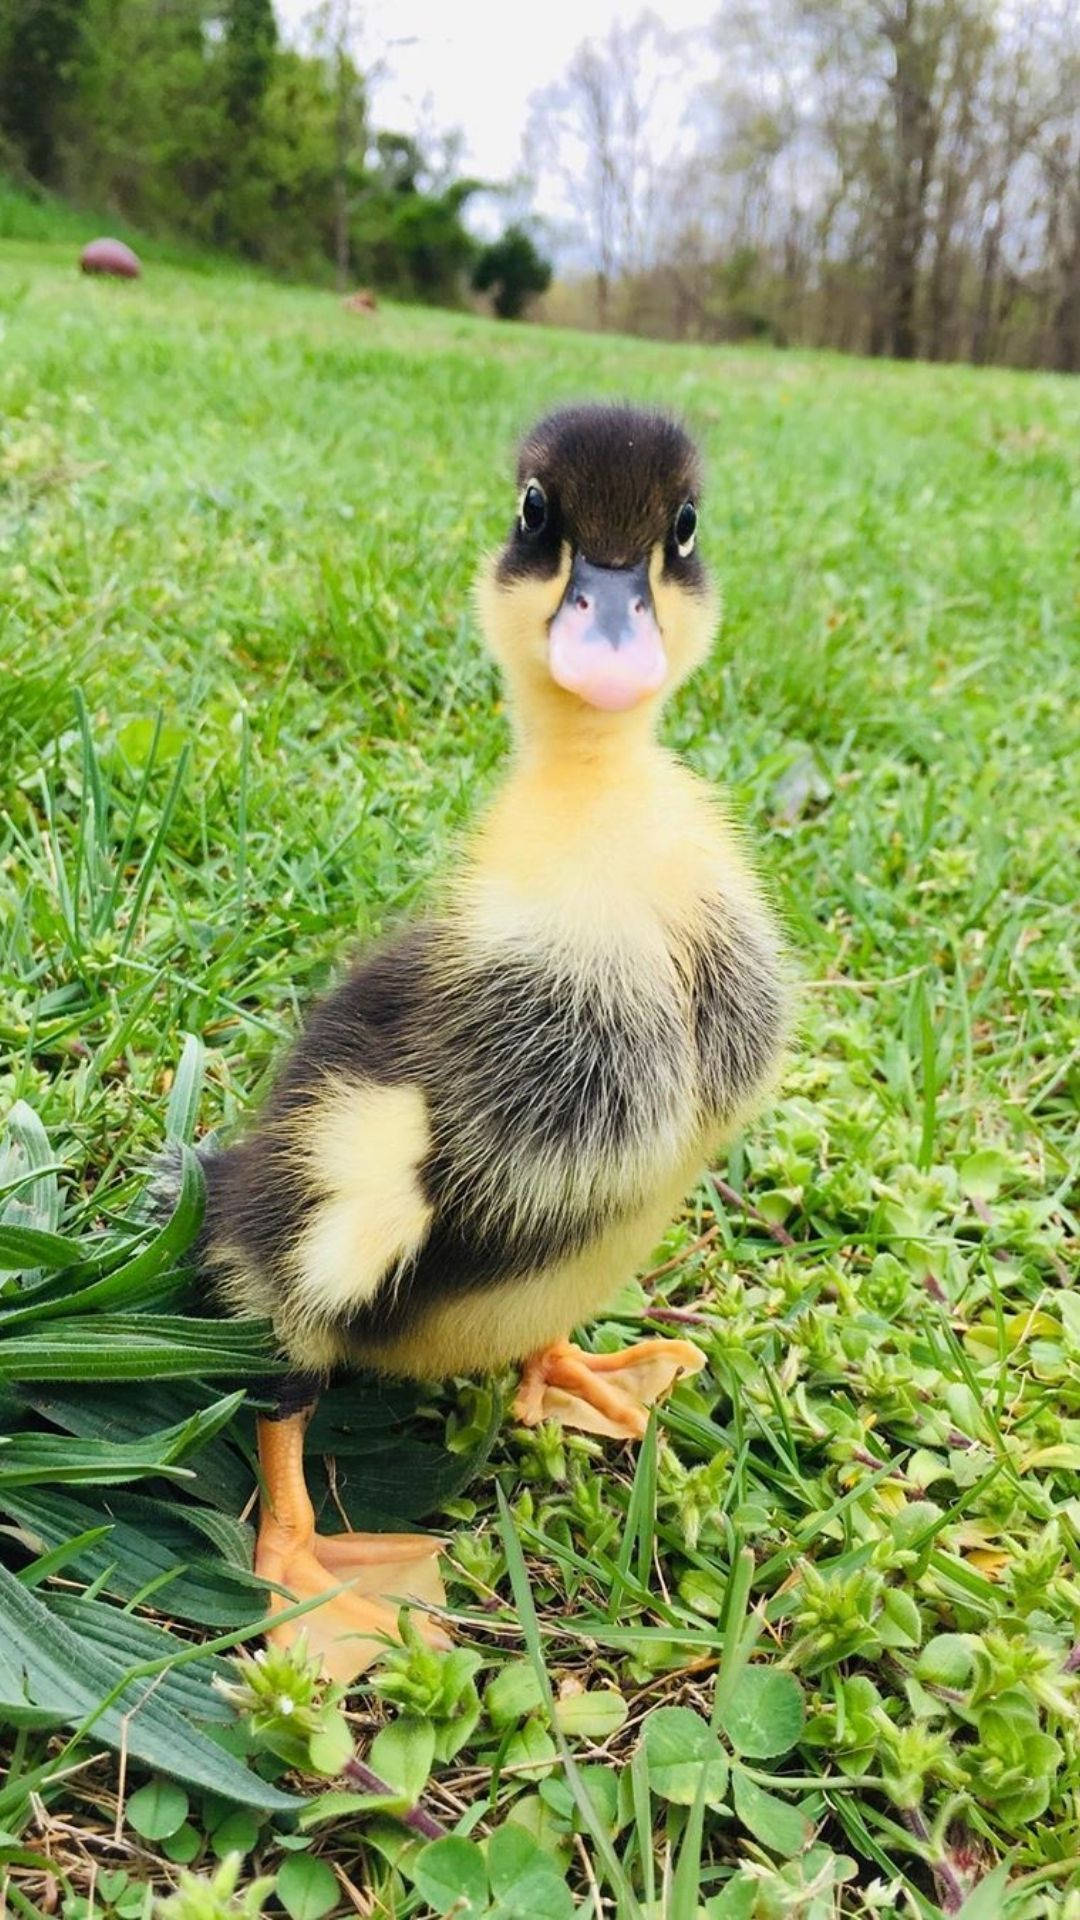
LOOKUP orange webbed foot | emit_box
[256,1523,448,1687]
[514,1336,705,1439]
[255,1412,448,1686]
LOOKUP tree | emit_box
[472,225,552,318]
[872,0,942,357]
[223,0,276,128]
[1041,113,1080,372]
[0,0,87,183]
[60,0,222,229]
[1024,10,1080,371]
[26,0,476,299]
[351,139,480,304]
[682,0,1078,364]
[305,0,366,290]
[920,2,993,359]
[526,12,692,327]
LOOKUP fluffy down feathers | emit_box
[183,405,789,1381]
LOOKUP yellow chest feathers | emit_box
[410,758,786,1254]
[447,747,786,1147]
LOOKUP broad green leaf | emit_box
[569,1765,620,1835]
[955,1863,1014,1920]
[308,1714,353,1777]
[0,1226,83,1273]
[0,1699,68,1732]
[51,1574,247,1707]
[719,1667,805,1759]
[959,1150,1010,1202]
[0,1390,244,1487]
[707,1876,757,1918]
[486,1658,546,1729]
[0,1314,278,1381]
[0,1254,182,1326]
[210,1809,262,1859]
[307,1375,504,1530]
[0,1103,60,1233]
[879,1588,922,1650]
[4,1486,263,1628]
[917,1633,976,1690]
[496,1869,576,1916]
[116,714,187,768]
[368,1716,435,1805]
[510,1791,575,1859]
[413,1836,488,1917]
[125,1778,189,1841]
[488,1822,574,1917]
[995,1781,1052,1826]
[731,1770,810,1857]
[553,1688,628,1741]
[19,1379,254,1511]
[504,1716,558,1779]
[0,1562,296,1810]
[178,1506,255,1573]
[162,1824,201,1865]
[276,1854,339,1920]
[641,1706,728,1807]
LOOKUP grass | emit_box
[0,201,1078,1919]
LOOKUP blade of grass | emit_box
[496,1485,642,1920]
[165,1033,206,1146]
[669,1764,709,1920]
[117,743,190,957]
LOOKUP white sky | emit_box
[277,0,716,185]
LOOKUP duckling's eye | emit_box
[520,480,548,535]
[674,500,697,557]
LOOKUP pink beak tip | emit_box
[548,604,667,712]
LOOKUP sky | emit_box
[277,0,717,189]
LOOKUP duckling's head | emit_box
[478,404,716,740]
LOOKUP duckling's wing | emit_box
[197,927,440,1364]
[269,1073,435,1331]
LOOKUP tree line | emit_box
[0,0,551,316]
[3,0,1077,367]
[530,1,1080,372]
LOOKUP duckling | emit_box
[188,404,788,1682]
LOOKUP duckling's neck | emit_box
[458,694,723,957]
[504,691,674,857]
[510,690,659,783]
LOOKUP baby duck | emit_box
[191,404,788,1681]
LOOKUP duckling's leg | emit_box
[255,1398,448,1686]
[514,1337,705,1440]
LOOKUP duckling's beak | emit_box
[547,555,666,712]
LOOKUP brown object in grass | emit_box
[342,288,378,313]
[81,238,141,279]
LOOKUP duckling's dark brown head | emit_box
[479,404,716,728]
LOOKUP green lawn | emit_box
[1,231,1079,1919]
